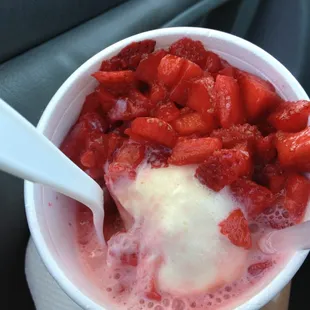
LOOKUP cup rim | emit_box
[24,27,309,310]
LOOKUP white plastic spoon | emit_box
[0,98,105,245]
[259,220,310,254]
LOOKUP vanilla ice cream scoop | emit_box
[108,165,249,295]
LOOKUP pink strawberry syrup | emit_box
[76,196,294,310]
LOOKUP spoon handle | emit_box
[0,98,104,239]
[259,220,310,254]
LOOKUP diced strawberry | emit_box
[61,114,107,163]
[176,134,201,143]
[135,49,167,84]
[284,173,310,223]
[204,51,222,73]
[100,40,156,71]
[255,134,277,164]
[238,71,281,120]
[187,77,216,123]
[113,141,145,168]
[108,162,137,180]
[80,92,101,116]
[214,75,245,128]
[108,140,145,181]
[148,82,168,106]
[80,150,96,168]
[169,37,208,68]
[117,40,156,69]
[105,132,125,161]
[179,106,194,115]
[268,100,310,132]
[219,209,252,250]
[129,117,177,148]
[146,146,171,169]
[108,89,151,121]
[170,60,203,105]
[256,121,276,136]
[79,112,108,133]
[168,137,222,165]
[195,149,251,192]
[153,101,180,123]
[230,179,274,219]
[145,279,162,301]
[100,57,125,72]
[92,70,137,95]
[172,112,216,136]
[218,66,236,78]
[128,88,153,110]
[210,124,261,149]
[248,261,273,277]
[157,55,186,89]
[108,97,148,121]
[276,128,310,171]
[259,163,287,194]
[96,86,117,112]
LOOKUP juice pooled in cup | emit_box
[60,38,310,310]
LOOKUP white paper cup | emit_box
[24,27,309,310]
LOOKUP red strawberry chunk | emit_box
[248,261,273,276]
[157,55,186,89]
[218,66,237,78]
[108,97,147,121]
[179,106,194,116]
[146,146,171,169]
[168,137,222,165]
[153,101,180,123]
[92,70,137,95]
[255,134,277,164]
[105,132,125,161]
[195,149,251,192]
[108,141,145,180]
[204,51,222,73]
[79,112,108,133]
[117,40,156,69]
[145,278,162,301]
[259,163,287,194]
[214,75,245,128]
[268,100,310,132]
[114,141,146,169]
[61,114,107,163]
[187,77,216,123]
[284,173,310,223]
[169,37,208,68]
[230,179,274,219]
[129,117,177,148]
[219,209,252,250]
[238,71,281,120]
[170,60,203,105]
[148,82,168,106]
[172,112,216,136]
[80,150,96,168]
[210,124,261,149]
[135,49,167,84]
[96,86,117,112]
[276,127,310,171]
[100,40,156,71]
[128,88,153,110]
[80,92,101,116]
[108,89,151,121]
[100,57,125,72]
